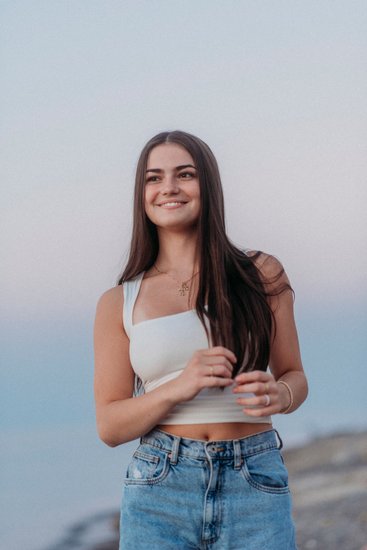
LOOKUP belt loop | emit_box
[233,439,242,470]
[273,429,283,450]
[169,435,181,465]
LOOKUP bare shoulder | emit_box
[245,249,285,274]
[246,250,290,287]
[94,284,133,417]
[96,285,123,309]
[95,285,124,327]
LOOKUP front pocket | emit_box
[124,446,170,486]
[241,448,290,494]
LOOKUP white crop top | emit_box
[122,271,271,425]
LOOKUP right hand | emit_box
[169,346,237,403]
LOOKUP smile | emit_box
[158,201,187,208]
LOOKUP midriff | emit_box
[157,421,273,441]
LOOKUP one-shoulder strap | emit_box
[122,272,144,338]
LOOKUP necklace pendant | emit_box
[179,282,190,296]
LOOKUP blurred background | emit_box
[1,1,366,549]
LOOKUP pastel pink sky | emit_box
[2,1,366,318]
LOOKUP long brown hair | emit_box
[118,130,291,376]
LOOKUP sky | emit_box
[2,0,367,424]
[1,3,366,547]
[1,0,366,326]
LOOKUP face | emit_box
[144,143,201,231]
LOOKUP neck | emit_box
[155,229,199,276]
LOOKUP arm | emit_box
[94,287,180,446]
[233,253,308,416]
[94,287,236,447]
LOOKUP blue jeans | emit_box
[120,428,297,549]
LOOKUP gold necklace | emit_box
[153,263,199,297]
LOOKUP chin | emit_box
[151,217,196,230]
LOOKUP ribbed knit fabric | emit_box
[122,271,271,425]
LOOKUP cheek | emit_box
[192,186,201,206]
[144,188,158,220]
[144,188,153,208]
[192,182,201,201]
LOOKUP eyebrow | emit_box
[146,164,196,173]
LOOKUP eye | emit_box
[146,175,160,183]
[179,171,196,179]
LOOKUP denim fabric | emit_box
[120,428,297,549]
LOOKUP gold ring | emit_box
[210,366,214,376]
[265,382,270,393]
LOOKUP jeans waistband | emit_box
[141,428,283,468]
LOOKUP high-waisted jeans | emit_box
[120,428,297,549]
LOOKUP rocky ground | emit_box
[47,430,367,550]
[284,430,367,550]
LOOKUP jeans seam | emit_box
[240,467,290,494]
[240,450,290,495]
[133,450,159,463]
[244,443,278,458]
[124,453,170,486]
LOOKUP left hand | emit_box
[232,370,285,417]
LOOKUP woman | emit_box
[94,130,308,549]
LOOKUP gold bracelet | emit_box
[277,380,294,414]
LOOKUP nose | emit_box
[161,174,179,195]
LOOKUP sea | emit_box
[1,304,366,550]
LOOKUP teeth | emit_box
[161,202,183,206]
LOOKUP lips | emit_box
[157,201,188,207]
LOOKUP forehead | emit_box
[147,143,194,169]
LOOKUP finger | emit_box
[203,346,237,364]
[233,381,277,395]
[233,381,272,395]
[206,376,234,388]
[235,371,271,384]
[206,364,233,378]
[205,357,234,375]
[235,394,271,407]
